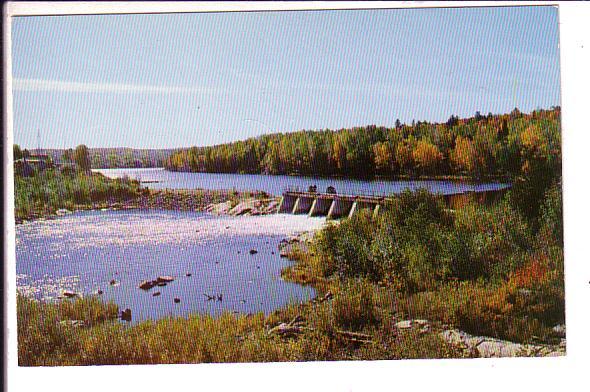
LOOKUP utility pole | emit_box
[37,128,41,156]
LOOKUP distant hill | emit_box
[41,148,178,169]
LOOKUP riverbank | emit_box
[277,230,565,358]
[15,187,279,224]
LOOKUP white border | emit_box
[4,2,589,391]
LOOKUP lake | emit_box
[94,168,510,196]
[16,209,325,324]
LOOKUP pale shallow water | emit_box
[16,209,326,323]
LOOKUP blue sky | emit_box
[11,6,560,149]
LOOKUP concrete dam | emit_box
[278,187,509,220]
[278,191,386,219]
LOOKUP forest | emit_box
[165,107,561,181]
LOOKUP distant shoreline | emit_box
[97,166,512,185]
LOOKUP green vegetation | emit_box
[308,183,563,345]
[166,107,560,180]
[14,167,143,221]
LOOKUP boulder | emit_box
[139,280,155,290]
[229,199,262,216]
[552,324,566,337]
[152,292,161,297]
[62,291,78,298]
[156,276,175,283]
[249,249,258,255]
[395,319,429,330]
[59,319,86,328]
[264,200,280,213]
[121,308,132,321]
[109,279,118,286]
[206,201,233,215]
[174,297,181,303]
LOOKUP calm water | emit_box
[16,209,325,323]
[95,168,510,196]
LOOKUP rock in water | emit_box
[121,308,132,321]
[156,276,175,283]
[62,291,78,298]
[152,292,161,297]
[249,249,258,255]
[174,297,181,303]
[109,279,118,286]
[139,280,155,290]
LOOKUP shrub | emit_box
[453,200,532,280]
[537,180,563,248]
[332,279,379,331]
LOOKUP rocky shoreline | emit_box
[15,189,281,224]
[394,319,565,358]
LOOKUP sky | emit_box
[11,6,561,149]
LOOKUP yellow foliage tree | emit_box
[451,136,476,174]
[412,140,443,175]
[372,142,393,174]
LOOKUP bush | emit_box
[398,247,565,344]
[537,180,563,248]
[332,279,379,331]
[452,200,532,280]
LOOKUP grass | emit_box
[17,291,463,366]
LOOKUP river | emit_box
[17,168,509,323]
[16,209,324,324]
[94,168,510,196]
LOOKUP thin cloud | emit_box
[12,78,220,95]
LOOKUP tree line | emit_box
[13,145,174,169]
[165,107,561,181]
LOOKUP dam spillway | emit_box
[278,191,385,220]
[278,187,510,220]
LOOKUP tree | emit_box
[62,148,74,163]
[74,144,91,171]
[395,119,402,129]
[13,144,22,160]
[373,142,393,174]
[412,140,443,175]
[451,136,476,174]
[446,115,459,127]
[395,141,413,174]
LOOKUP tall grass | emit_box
[18,291,461,366]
